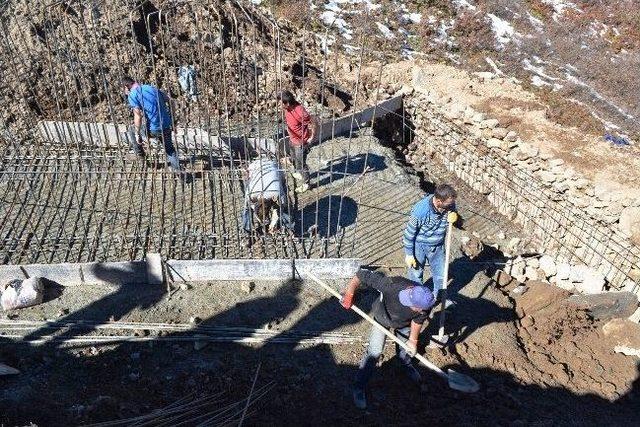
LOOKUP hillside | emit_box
[264,0,640,140]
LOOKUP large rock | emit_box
[566,292,638,321]
[556,263,571,280]
[539,255,557,277]
[619,206,640,245]
[460,233,484,259]
[570,265,606,294]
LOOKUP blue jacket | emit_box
[403,195,454,255]
[128,84,172,132]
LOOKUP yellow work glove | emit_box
[405,255,417,269]
[447,211,458,224]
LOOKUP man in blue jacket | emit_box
[403,184,458,296]
[122,76,181,172]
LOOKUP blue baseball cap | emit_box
[399,286,435,310]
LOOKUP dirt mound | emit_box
[457,277,638,401]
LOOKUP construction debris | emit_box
[1,277,45,311]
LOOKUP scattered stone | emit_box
[548,158,565,167]
[566,292,638,321]
[556,263,571,280]
[553,278,575,292]
[189,316,202,324]
[507,237,522,253]
[57,308,69,317]
[619,206,640,246]
[512,285,528,295]
[179,283,192,291]
[524,266,540,281]
[526,257,539,269]
[242,281,256,294]
[570,265,606,294]
[539,255,557,277]
[492,127,509,139]
[0,363,20,376]
[487,139,506,153]
[481,118,500,129]
[472,112,486,123]
[504,256,526,277]
[460,233,484,259]
[505,131,518,142]
[538,171,556,184]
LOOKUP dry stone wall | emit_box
[400,87,640,293]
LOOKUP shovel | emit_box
[304,271,480,394]
[429,213,456,347]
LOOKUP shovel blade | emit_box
[447,368,479,393]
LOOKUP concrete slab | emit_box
[0,258,362,286]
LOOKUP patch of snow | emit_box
[487,14,516,46]
[320,10,354,40]
[564,72,635,120]
[541,0,581,21]
[527,12,544,29]
[435,19,455,45]
[250,0,262,5]
[523,58,563,90]
[315,33,337,53]
[451,0,476,10]
[400,13,422,24]
[485,57,504,75]
[376,22,395,39]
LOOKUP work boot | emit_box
[352,387,367,410]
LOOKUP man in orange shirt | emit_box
[279,90,317,193]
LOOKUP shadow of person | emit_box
[19,264,167,348]
[296,195,358,239]
[421,249,514,347]
[312,152,387,188]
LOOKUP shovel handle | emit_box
[436,220,454,338]
[304,271,448,380]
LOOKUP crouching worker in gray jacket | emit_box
[241,156,293,234]
[340,269,436,410]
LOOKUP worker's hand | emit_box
[406,338,418,357]
[447,211,458,224]
[340,292,355,310]
[405,255,417,269]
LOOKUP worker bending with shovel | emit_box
[340,269,436,409]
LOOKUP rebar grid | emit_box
[0,0,406,265]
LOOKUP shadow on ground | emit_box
[1,269,638,426]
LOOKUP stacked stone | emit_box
[399,86,640,292]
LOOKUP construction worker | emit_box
[403,184,458,297]
[278,90,317,193]
[341,269,435,409]
[122,76,181,172]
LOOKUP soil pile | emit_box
[456,276,639,401]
